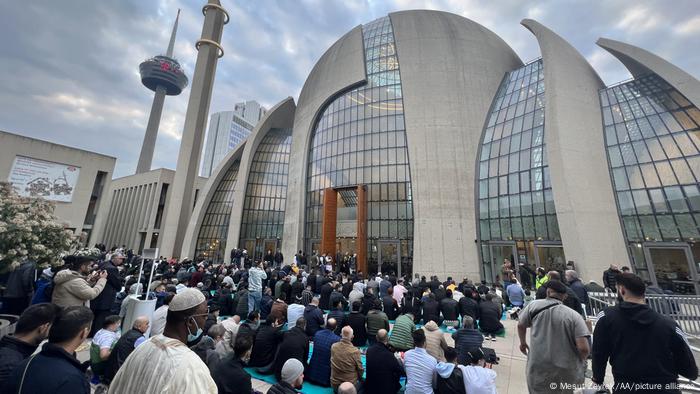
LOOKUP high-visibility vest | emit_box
[535,275,549,289]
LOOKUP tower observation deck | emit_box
[135,9,189,174]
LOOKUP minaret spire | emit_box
[166,9,181,57]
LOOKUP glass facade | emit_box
[239,128,292,245]
[601,74,700,290]
[476,60,564,281]
[305,16,414,274]
[195,160,240,263]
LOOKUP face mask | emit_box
[187,317,203,343]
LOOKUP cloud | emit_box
[0,0,698,177]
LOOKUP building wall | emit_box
[0,130,115,237]
[390,10,522,279]
[521,19,629,281]
[93,168,207,253]
[201,111,254,177]
[282,26,367,261]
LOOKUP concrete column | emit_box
[136,86,166,174]
[159,0,227,259]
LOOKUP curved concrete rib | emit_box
[521,19,629,281]
[390,9,522,280]
[597,37,700,107]
[282,25,367,259]
[181,97,296,259]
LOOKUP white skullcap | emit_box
[169,288,206,312]
[281,358,304,384]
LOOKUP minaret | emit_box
[136,9,189,174]
[159,0,228,258]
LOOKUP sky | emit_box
[1,0,699,178]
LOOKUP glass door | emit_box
[489,243,516,284]
[534,244,566,274]
[378,241,400,277]
[644,244,699,295]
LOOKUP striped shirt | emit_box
[404,347,437,394]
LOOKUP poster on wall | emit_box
[8,155,81,202]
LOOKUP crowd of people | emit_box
[0,245,697,394]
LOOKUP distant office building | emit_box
[200,101,267,177]
[234,100,267,126]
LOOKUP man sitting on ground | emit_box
[435,346,466,394]
[330,326,364,391]
[389,312,415,351]
[273,317,309,381]
[306,318,341,387]
[404,329,437,394]
[105,316,149,383]
[211,334,254,394]
[90,314,121,382]
[365,329,403,394]
[452,316,484,365]
[458,347,497,394]
[268,358,305,394]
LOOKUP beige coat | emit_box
[51,269,107,308]
[423,320,448,362]
[330,338,363,388]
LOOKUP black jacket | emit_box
[361,293,378,316]
[568,278,589,306]
[440,297,459,321]
[458,296,480,321]
[347,311,368,347]
[3,261,35,299]
[91,261,121,311]
[105,328,143,382]
[3,343,90,394]
[0,336,37,388]
[303,304,325,338]
[329,290,346,310]
[319,283,333,310]
[268,381,300,394]
[291,281,304,302]
[478,301,503,333]
[364,341,403,394]
[422,298,440,324]
[248,322,284,368]
[435,366,466,394]
[327,309,347,335]
[536,284,585,317]
[211,355,252,394]
[307,273,317,293]
[382,294,400,320]
[592,302,698,388]
[603,268,620,291]
[273,326,309,381]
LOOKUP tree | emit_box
[0,182,82,272]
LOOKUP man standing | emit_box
[107,288,217,393]
[603,264,621,292]
[404,329,437,394]
[365,329,403,394]
[1,260,35,315]
[506,279,525,308]
[91,252,124,336]
[3,306,94,393]
[0,303,58,387]
[592,273,698,391]
[393,278,407,306]
[306,319,341,387]
[518,280,590,393]
[248,261,267,313]
[565,270,589,310]
[330,326,364,391]
[52,255,108,308]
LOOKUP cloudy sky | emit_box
[1,0,699,177]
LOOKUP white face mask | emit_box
[187,317,203,343]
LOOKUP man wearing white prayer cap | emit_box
[108,288,216,394]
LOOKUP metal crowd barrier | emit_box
[587,292,700,338]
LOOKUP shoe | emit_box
[491,337,497,342]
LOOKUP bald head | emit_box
[338,382,357,394]
[133,316,149,333]
[326,318,337,331]
[341,325,354,340]
[376,329,388,344]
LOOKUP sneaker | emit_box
[491,336,497,342]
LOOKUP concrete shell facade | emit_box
[181,97,296,261]
[180,10,699,287]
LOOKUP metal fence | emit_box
[587,292,700,338]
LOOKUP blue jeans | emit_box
[248,290,262,313]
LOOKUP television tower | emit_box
[135,9,189,174]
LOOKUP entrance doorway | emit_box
[645,244,699,295]
[378,241,400,277]
[534,244,567,273]
[486,243,516,283]
[241,238,280,262]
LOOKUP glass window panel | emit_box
[623,216,643,241]
[655,161,677,185]
[522,217,535,239]
[659,136,682,159]
[665,186,689,213]
[670,159,695,184]
[673,132,698,156]
[657,215,680,239]
[684,185,700,211]
[632,141,652,163]
[608,146,623,167]
[640,163,661,188]
[675,214,700,239]
[649,189,669,213]
[632,189,652,214]
[626,166,645,189]
[639,216,661,240]
[618,191,636,215]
